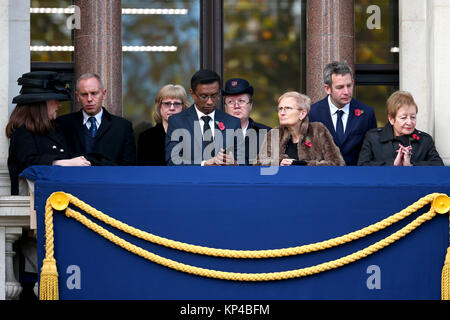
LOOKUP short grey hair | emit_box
[323,61,353,86]
[278,91,311,113]
[76,73,104,91]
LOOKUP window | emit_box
[30,0,74,115]
[355,0,399,127]
[223,0,306,128]
[122,0,200,129]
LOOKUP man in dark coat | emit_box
[223,78,271,165]
[165,69,244,165]
[57,73,136,166]
[309,61,377,165]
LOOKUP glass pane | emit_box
[224,0,306,128]
[355,0,399,64]
[30,0,73,62]
[122,0,199,128]
[356,85,398,127]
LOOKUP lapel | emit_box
[186,105,203,153]
[213,110,227,152]
[321,97,337,138]
[342,100,356,143]
[73,110,87,150]
[95,108,112,142]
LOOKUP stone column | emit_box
[306,0,355,103]
[5,228,22,300]
[74,0,122,116]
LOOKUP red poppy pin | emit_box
[305,136,312,148]
[216,121,226,131]
[354,109,365,116]
[410,133,420,142]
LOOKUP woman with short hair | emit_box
[256,91,345,166]
[357,90,444,166]
[137,84,190,165]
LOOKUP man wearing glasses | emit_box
[165,69,244,165]
[223,78,271,165]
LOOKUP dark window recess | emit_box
[355,64,399,86]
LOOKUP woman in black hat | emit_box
[6,71,91,195]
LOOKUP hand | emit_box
[280,158,295,166]
[204,149,237,166]
[393,144,405,166]
[53,156,91,167]
[401,145,412,166]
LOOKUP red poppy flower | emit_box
[305,138,312,148]
[412,133,420,140]
[354,109,364,116]
[216,121,226,131]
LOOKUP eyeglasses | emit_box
[278,106,301,113]
[224,99,250,107]
[194,92,221,102]
[161,101,183,108]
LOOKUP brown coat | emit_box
[255,117,345,166]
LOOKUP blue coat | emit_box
[165,105,244,165]
[309,97,377,165]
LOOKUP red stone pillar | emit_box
[306,0,355,103]
[74,0,122,116]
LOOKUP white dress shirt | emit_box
[194,105,215,138]
[328,96,350,133]
[82,109,103,129]
[194,106,216,166]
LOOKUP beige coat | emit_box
[255,117,345,166]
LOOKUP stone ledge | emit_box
[0,196,30,227]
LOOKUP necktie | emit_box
[201,115,213,158]
[335,110,344,145]
[201,115,212,140]
[88,116,97,138]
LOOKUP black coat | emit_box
[57,108,136,166]
[357,123,444,166]
[8,125,71,195]
[246,118,271,164]
[137,123,166,166]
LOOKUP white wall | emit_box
[400,0,450,165]
[0,0,29,194]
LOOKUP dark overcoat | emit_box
[57,108,136,166]
[8,125,70,195]
[309,97,377,165]
[357,123,444,166]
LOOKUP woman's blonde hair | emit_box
[278,91,311,113]
[386,90,418,119]
[153,84,190,123]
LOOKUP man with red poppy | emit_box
[309,61,377,165]
[165,69,244,165]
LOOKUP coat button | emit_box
[52,145,57,149]
[60,149,64,153]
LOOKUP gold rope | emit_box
[40,192,450,300]
[65,192,439,258]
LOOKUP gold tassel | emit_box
[442,248,450,300]
[39,258,59,300]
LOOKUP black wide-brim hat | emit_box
[222,78,254,96]
[12,71,71,105]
